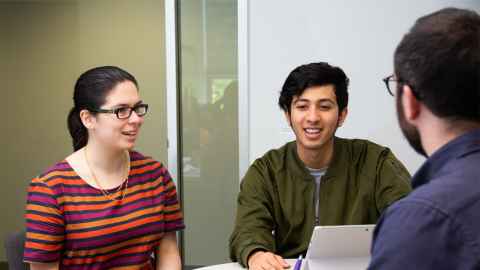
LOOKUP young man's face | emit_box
[285,84,347,156]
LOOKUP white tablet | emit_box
[306,225,375,259]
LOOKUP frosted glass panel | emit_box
[179,0,238,266]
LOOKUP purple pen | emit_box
[293,255,303,270]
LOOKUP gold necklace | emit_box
[84,147,130,201]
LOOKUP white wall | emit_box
[246,0,480,174]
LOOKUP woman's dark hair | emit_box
[67,66,138,151]
[278,62,349,114]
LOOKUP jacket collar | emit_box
[412,128,480,188]
[284,137,348,181]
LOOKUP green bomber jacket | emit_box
[229,137,412,267]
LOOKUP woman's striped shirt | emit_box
[24,151,185,269]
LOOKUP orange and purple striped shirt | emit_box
[24,151,184,269]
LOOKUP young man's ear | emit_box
[79,109,95,129]
[284,110,292,127]
[401,85,420,122]
[337,107,348,127]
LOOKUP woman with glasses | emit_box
[23,66,184,270]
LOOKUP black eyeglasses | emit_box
[382,74,422,100]
[382,75,399,96]
[91,103,149,119]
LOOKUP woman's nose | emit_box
[128,110,144,123]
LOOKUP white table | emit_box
[195,259,300,270]
[195,257,369,270]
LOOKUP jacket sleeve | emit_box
[375,149,412,213]
[229,160,276,267]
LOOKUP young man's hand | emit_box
[247,250,290,270]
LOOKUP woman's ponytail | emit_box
[67,107,88,151]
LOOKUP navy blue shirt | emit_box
[369,129,480,270]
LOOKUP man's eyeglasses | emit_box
[382,75,422,100]
[91,103,149,119]
[382,75,399,97]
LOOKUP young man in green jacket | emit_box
[229,62,412,270]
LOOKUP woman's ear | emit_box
[79,109,95,129]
